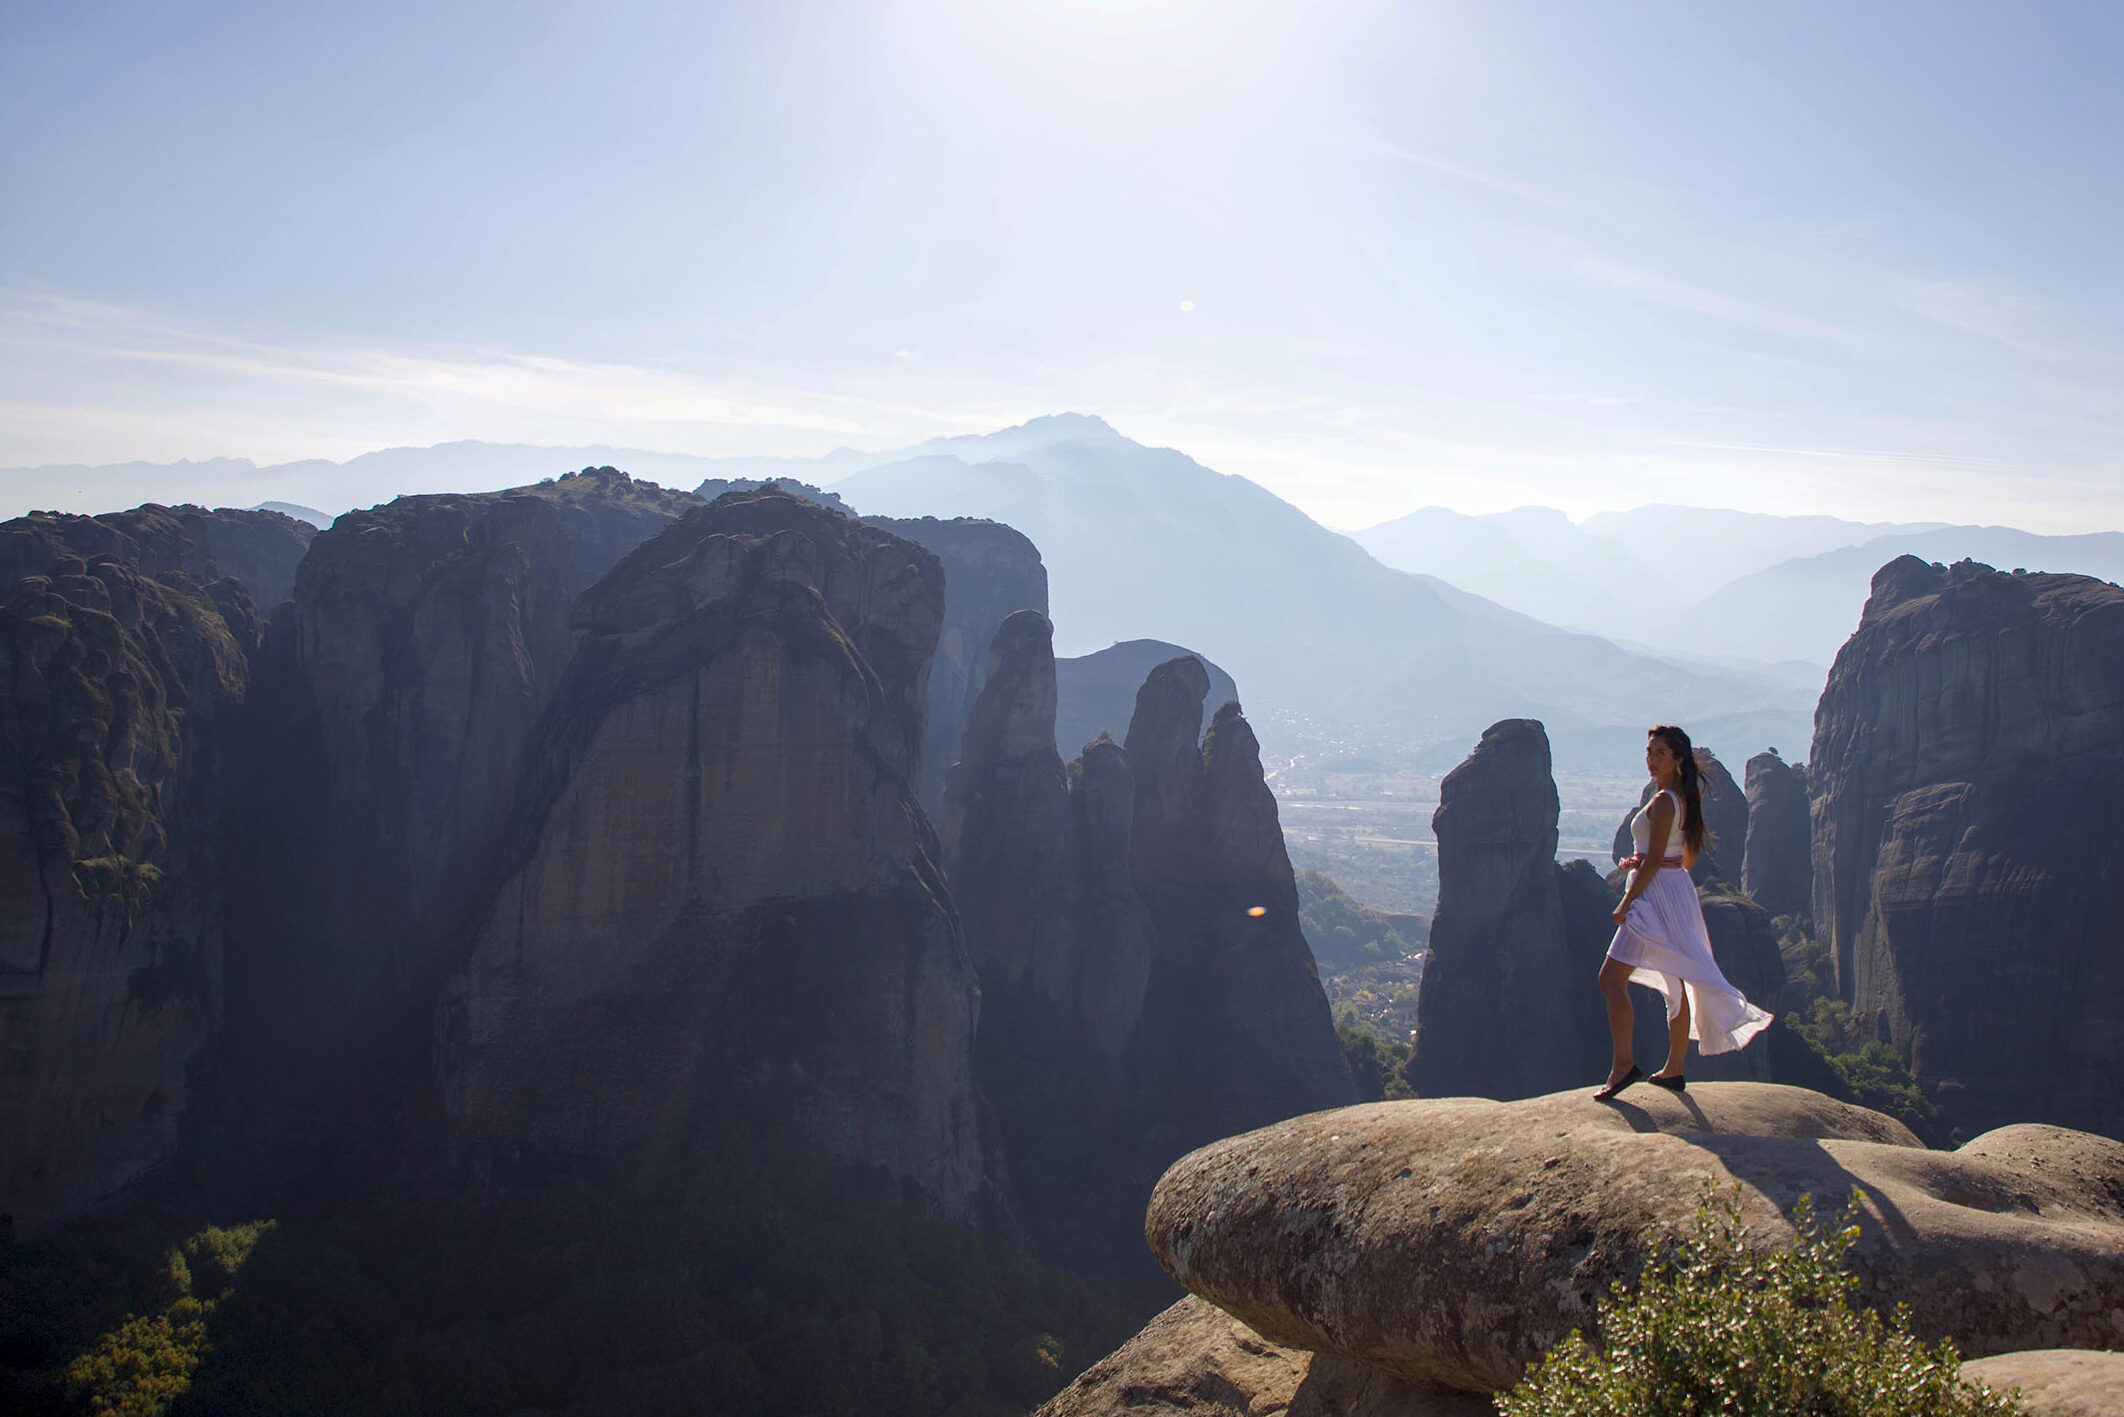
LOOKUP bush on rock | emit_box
[1499,1185,2025,1417]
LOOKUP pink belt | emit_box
[1618,854,1683,870]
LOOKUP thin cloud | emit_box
[0,290,976,459]
[1373,139,1585,214]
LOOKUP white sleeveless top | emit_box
[1631,788,1687,860]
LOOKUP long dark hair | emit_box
[1649,724,1709,856]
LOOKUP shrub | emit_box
[1498,1185,2024,1417]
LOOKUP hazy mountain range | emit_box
[1354,503,2124,668]
[12,415,2121,769]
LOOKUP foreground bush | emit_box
[1498,1185,2024,1417]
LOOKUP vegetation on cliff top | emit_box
[0,1130,1140,1417]
[1500,1185,2024,1417]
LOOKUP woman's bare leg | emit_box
[1655,990,1690,1079]
[1599,957,1636,1086]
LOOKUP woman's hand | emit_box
[1612,899,1631,926]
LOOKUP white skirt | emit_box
[1607,866,1773,1056]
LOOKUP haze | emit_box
[6,0,2123,533]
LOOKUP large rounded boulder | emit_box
[1147,1083,2124,1394]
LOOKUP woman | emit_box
[1595,724,1773,1099]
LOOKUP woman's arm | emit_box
[1611,793,1676,925]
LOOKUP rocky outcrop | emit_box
[0,523,261,1223]
[437,490,985,1214]
[1125,661,1355,1163]
[1811,557,2124,1139]
[1037,1295,1491,1417]
[866,516,1048,810]
[1146,1085,2124,1396]
[946,638,1346,1276]
[1408,720,1580,1101]
[1740,750,1811,918]
[1054,639,1237,768]
[694,475,851,514]
[1609,747,1748,887]
[1964,1350,2124,1417]
[201,468,701,1193]
[1,503,314,612]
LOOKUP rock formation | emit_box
[1038,1295,1491,1417]
[693,475,851,514]
[1124,660,1355,1162]
[1811,557,2124,1139]
[0,516,267,1223]
[0,503,314,612]
[1609,745,1748,888]
[1963,1350,2124,1417]
[945,636,1347,1275]
[865,515,1048,813]
[1145,1085,2124,1397]
[437,489,985,1214]
[200,468,701,1193]
[1054,639,1238,768]
[1741,749,1811,918]
[1408,719,1582,1100]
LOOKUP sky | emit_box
[3,0,2122,531]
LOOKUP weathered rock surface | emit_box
[1147,1084,2124,1394]
[1811,557,2124,1139]
[1739,749,1811,919]
[1055,638,1237,766]
[0,520,262,1222]
[1408,720,1581,1101]
[1609,746,1748,888]
[437,489,985,1214]
[1963,1349,2124,1417]
[1036,1296,1493,1417]
[1,503,315,613]
[201,468,701,1193]
[947,639,1348,1278]
[1125,660,1355,1163]
[867,515,1048,810]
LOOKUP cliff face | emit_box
[1409,719,1582,1100]
[204,468,700,1191]
[865,516,1048,812]
[1124,662,1354,1159]
[945,640,1345,1276]
[1812,556,2124,1138]
[1053,639,1238,768]
[0,522,261,1223]
[1741,750,1812,919]
[438,490,985,1215]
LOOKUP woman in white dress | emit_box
[1595,724,1774,1099]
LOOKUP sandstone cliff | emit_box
[1741,749,1811,919]
[1812,556,2124,1139]
[1053,639,1237,769]
[437,489,985,1214]
[866,515,1049,812]
[202,468,700,1193]
[1408,719,1581,1100]
[1124,661,1356,1163]
[0,503,314,613]
[0,518,265,1223]
[946,637,1347,1278]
